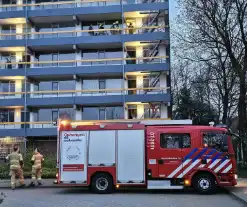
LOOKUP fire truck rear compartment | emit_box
[59,128,146,185]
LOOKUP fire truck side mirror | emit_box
[222,145,228,152]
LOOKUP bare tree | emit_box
[175,0,247,153]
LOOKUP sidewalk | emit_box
[226,178,247,205]
[0,179,56,188]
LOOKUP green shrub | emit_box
[0,149,57,179]
[0,165,9,179]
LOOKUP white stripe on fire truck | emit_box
[214,160,230,173]
[208,159,221,169]
[177,159,201,178]
[221,164,232,173]
[167,159,191,178]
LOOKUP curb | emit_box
[0,186,66,189]
[226,189,247,206]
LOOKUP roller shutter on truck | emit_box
[59,128,145,184]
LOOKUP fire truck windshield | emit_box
[203,132,228,152]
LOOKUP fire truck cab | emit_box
[55,119,237,194]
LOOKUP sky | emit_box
[169,0,178,20]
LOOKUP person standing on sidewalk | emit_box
[29,148,44,187]
[5,146,25,190]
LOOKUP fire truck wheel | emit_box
[91,173,113,194]
[192,173,216,194]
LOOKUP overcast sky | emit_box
[169,0,178,20]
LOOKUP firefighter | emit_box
[29,148,44,187]
[5,146,25,190]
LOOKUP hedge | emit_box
[0,149,56,179]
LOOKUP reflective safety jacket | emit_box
[31,153,44,170]
[6,152,23,170]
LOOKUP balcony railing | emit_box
[0,55,168,70]
[0,118,170,129]
[0,0,167,11]
[29,87,169,98]
[0,87,170,99]
[0,92,23,99]
[0,25,167,40]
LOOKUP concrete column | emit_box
[16,24,23,39]
[0,0,2,12]
[75,79,82,90]
[30,82,35,98]
[15,51,23,68]
[0,26,2,40]
[75,106,82,120]
[31,0,35,10]
[31,27,35,39]
[75,78,82,97]
[15,80,22,98]
[160,73,167,92]
[76,50,81,66]
[16,52,23,61]
[136,75,143,93]
[17,0,23,10]
[124,78,128,94]
[137,104,144,119]
[75,21,82,37]
[158,44,166,63]
[161,103,168,118]
[136,46,143,63]
[29,112,34,122]
[14,109,21,128]
[124,103,128,119]
[136,17,142,27]
[30,53,35,68]
[29,111,34,128]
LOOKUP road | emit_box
[0,188,244,207]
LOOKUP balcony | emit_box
[0,0,167,10]
[0,25,167,40]
[0,25,168,49]
[0,87,170,107]
[0,56,169,79]
[26,87,170,106]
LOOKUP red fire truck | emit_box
[55,119,237,194]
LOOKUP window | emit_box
[82,107,99,120]
[160,133,191,149]
[52,110,58,122]
[127,105,137,119]
[106,107,124,119]
[99,108,106,120]
[82,106,123,120]
[99,79,106,93]
[0,109,14,122]
[52,53,58,66]
[0,81,15,96]
[52,82,59,91]
[203,131,228,152]
[38,108,74,121]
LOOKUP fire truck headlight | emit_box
[234,174,238,180]
[61,120,68,126]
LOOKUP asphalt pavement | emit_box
[0,188,244,207]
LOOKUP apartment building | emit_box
[0,0,170,155]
